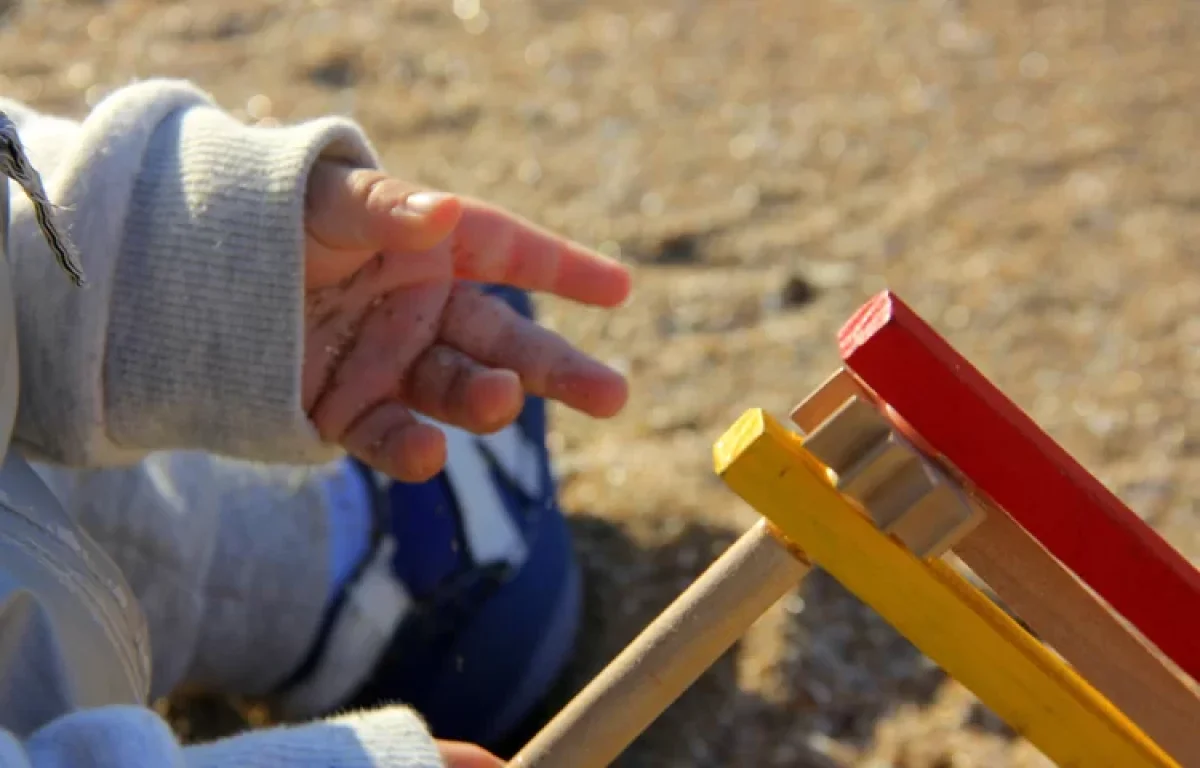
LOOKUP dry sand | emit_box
[3,0,1198,765]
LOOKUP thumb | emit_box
[436,741,505,768]
[305,161,462,289]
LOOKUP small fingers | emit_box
[308,283,448,441]
[449,200,632,308]
[403,344,524,434]
[440,286,628,418]
[330,341,523,481]
[304,164,632,307]
[342,402,447,482]
[301,249,452,412]
[437,741,505,768]
[305,162,461,289]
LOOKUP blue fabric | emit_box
[341,285,581,750]
[320,464,375,595]
[386,473,464,598]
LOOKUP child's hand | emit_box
[437,740,505,768]
[302,161,632,482]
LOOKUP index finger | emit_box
[439,285,629,419]
[449,199,632,307]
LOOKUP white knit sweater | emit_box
[0,80,446,767]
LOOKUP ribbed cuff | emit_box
[184,707,445,768]
[104,101,378,464]
[23,703,444,768]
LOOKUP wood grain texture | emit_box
[800,393,984,558]
[788,372,1200,765]
[838,290,1200,682]
[510,521,810,768]
[714,409,1178,768]
[954,504,1200,766]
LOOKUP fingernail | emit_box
[399,192,452,216]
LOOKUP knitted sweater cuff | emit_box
[104,89,378,464]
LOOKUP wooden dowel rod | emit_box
[508,519,810,768]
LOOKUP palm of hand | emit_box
[301,162,631,481]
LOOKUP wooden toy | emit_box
[839,291,1200,680]
[510,375,981,767]
[793,369,1200,764]
[509,291,1200,768]
[717,409,1175,767]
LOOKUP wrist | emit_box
[103,93,379,463]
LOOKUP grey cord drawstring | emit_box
[0,112,87,287]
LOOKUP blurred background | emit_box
[4,0,1198,765]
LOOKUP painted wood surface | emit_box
[954,502,1200,765]
[838,290,1200,682]
[714,409,1178,768]
[789,367,1200,763]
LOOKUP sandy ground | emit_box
[4,0,1199,765]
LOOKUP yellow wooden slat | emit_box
[713,409,1177,768]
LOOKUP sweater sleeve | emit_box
[0,80,379,467]
[0,704,444,768]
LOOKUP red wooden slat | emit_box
[839,289,1200,681]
